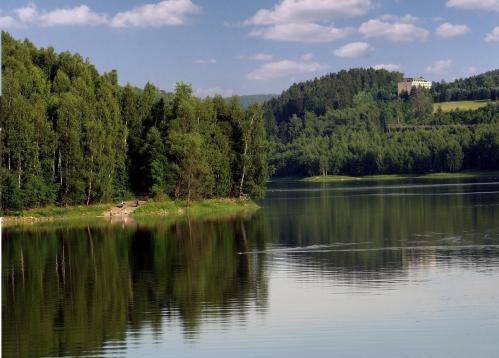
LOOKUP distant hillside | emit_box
[265,68,403,123]
[262,66,498,178]
[226,94,277,108]
[432,69,499,102]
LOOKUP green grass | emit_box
[2,198,261,227]
[433,100,495,113]
[305,175,364,182]
[305,170,499,183]
[1,204,113,227]
[11,204,112,218]
[132,198,260,220]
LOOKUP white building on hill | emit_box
[398,77,432,95]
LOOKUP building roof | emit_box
[403,77,430,82]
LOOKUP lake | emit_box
[2,178,499,357]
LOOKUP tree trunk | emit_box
[52,151,56,181]
[86,180,92,206]
[58,150,63,186]
[239,149,247,197]
[187,174,192,207]
[86,155,94,206]
[239,114,255,197]
[65,158,69,196]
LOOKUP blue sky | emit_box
[1,0,498,96]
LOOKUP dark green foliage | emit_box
[267,69,499,177]
[1,32,268,212]
[432,69,499,102]
[265,68,403,124]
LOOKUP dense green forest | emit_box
[431,69,499,102]
[1,31,499,211]
[265,69,499,177]
[0,32,268,212]
[265,68,403,123]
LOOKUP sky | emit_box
[0,0,498,96]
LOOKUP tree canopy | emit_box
[0,32,268,212]
[264,68,499,177]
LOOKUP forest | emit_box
[264,69,499,177]
[0,32,268,211]
[1,31,499,211]
[431,69,499,103]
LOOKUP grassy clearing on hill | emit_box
[433,100,495,113]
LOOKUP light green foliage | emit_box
[132,198,259,219]
[1,32,269,212]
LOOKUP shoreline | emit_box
[303,170,499,183]
[1,198,260,227]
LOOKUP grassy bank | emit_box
[132,198,260,220]
[305,170,499,183]
[1,198,260,227]
[1,204,113,226]
[433,100,495,113]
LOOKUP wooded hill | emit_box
[265,68,403,123]
[431,69,499,102]
[264,68,499,177]
[0,32,268,212]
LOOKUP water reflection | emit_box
[3,179,499,357]
[2,218,268,357]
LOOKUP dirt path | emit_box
[103,200,146,218]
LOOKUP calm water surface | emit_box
[3,179,499,357]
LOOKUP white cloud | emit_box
[359,18,429,42]
[300,53,314,60]
[485,26,499,42]
[465,66,479,76]
[1,1,202,28]
[110,0,200,28]
[436,22,470,38]
[425,59,453,75]
[14,3,37,23]
[0,14,20,28]
[193,58,216,64]
[0,4,108,28]
[244,0,366,43]
[39,5,107,26]
[373,63,401,71]
[245,0,372,26]
[433,16,446,22]
[249,22,354,43]
[380,14,419,23]
[246,59,326,81]
[195,87,235,98]
[446,0,499,12]
[251,53,275,61]
[334,42,373,58]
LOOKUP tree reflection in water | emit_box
[2,216,269,357]
[3,179,499,357]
